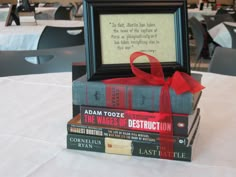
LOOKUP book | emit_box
[68,111,200,147]
[80,105,200,136]
[72,73,202,115]
[67,117,200,162]
[72,62,86,81]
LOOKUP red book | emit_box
[80,105,199,136]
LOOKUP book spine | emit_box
[72,77,201,114]
[67,122,190,147]
[67,133,192,161]
[73,104,80,117]
[79,105,199,135]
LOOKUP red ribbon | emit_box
[103,52,205,159]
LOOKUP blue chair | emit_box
[0,46,85,77]
[54,6,73,20]
[208,47,236,76]
[37,25,85,64]
[224,23,236,49]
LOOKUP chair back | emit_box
[37,25,84,64]
[37,26,84,49]
[203,14,234,30]
[54,6,73,20]
[72,4,83,20]
[0,46,85,77]
[208,46,236,76]
[189,17,206,61]
[216,7,236,21]
[224,23,236,48]
[216,8,230,15]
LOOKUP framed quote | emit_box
[83,0,190,80]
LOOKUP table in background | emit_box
[0,7,8,21]
[0,20,84,50]
[0,7,57,21]
[188,8,216,21]
[0,71,235,177]
[35,7,57,19]
[208,21,236,48]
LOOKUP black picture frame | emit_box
[84,0,190,81]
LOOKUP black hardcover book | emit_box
[68,111,200,146]
[67,117,200,162]
[73,104,80,117]
[72,62,86,81]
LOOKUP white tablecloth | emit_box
[0,7,8,21]
[208,22,236,48]
[188,8,216,21]
[0,7,57,21]
[0,20,84,50]
[0,71,236,177]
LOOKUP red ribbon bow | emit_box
[103,52,205,159]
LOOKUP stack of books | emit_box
[67,73,203,162]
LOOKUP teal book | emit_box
[72,73,202,114]
[67,117,200,162]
